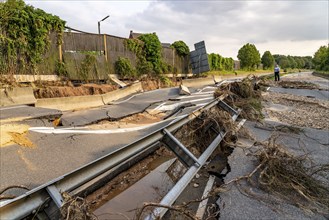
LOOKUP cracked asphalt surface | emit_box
[0,84,217,197]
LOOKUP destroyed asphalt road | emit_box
[219,121,329,220]
[0,84,218,197]
[218,73,329,219]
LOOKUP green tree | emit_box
[261,51,274,69]
[313,45,329,71]
[115,57,136,79]
[138,33,163,74]
[237,43,261,70]
[287,55,297,69]
[278,56,290,69]
[208,53,233,71]
[171,40,190,57]
[303,56,313,69]
[0,0,65,73]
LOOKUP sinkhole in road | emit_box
[87,157,185,219]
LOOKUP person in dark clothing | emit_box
[274,64,280,81]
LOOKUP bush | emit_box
[171,41,190,57]
[115,57,136,79]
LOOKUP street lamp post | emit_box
[98,15,110,34]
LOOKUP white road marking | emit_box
[195,175,216,219]
[156,97,214,111]
[30,124,154,134]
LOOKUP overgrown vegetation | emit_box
[214,75,263,120]
[79,55,97,81]
[138,33,163,74]
[55,60,68,77]
[313,45,329,71]
[208,53,234,71]
[124,33,174,76]
[171,40,190,57]
[115,57,136,79]
[0,0,65,74]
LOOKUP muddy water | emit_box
[94,159,176,219]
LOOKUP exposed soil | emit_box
[263,91,329,130]
[86,147,173,211]
[141,78,181,92]
[0,123,34,148]
[261,80,320,90]
[86,111,165,130]
[33,83,118,99]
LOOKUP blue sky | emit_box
[25,0,329,59]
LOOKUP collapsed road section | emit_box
[0,91,244,219]
[1,72,328,219]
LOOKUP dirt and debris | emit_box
[214,75,263,121]
[219,134,329,217]
[141,78,181,92]
[86,111,165,130]
[263,92,329,130]
[0,123,34,148]
[174,106,235,157]
[61,192,97,220]
[260,79,320,90]
[86,147,173,211]
[34,83,118,99]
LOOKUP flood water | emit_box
[94,158,177,219]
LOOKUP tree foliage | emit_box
[124,33,172,76]
[115,57,136,79]
[237,43,261,70]
[171,40,190,57]
[208,53,234,71]
[261,51,274,69]
[0,0,65,73]
[273,54,313,70]
[138,33,163,74]
[313,45,329,71]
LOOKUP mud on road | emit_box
[263,91,329,130]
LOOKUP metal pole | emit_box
[98,15,109,35]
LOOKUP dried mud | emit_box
[263,92,329,130]
[0,123,34,148]
[86,111,165,130]
[86,147,173,211]
[34,83,118,99]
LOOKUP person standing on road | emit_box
[274,64,280,81]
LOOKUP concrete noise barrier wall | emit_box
[36,95,104,111]
[101,82,143,104]
[182,76,219,88]
[0,87,36,107]
[35,82,143,111]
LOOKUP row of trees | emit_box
[208,53,234,71]
[273,54,313,70]
[236,43,320,71]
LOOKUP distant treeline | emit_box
[273,55,313,70]
[208,53,234,71]
[207,42,325,72]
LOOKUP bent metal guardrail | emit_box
[0,95,237,219]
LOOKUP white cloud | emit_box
[25,0,329,59]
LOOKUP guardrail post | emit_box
[162,129,200,168]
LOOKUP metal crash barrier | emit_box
[0,96,242,219]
